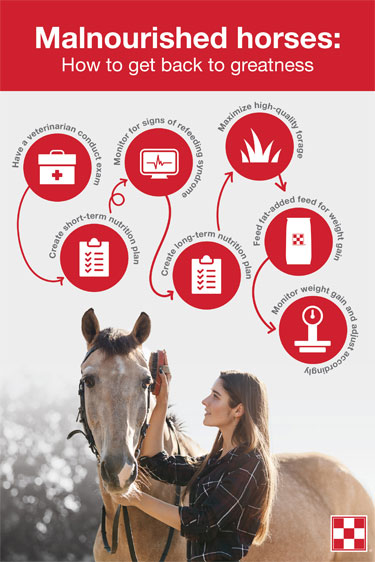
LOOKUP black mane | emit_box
[167,410,186,434]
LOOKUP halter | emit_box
[67,345,181,561]
[67,346,101,460]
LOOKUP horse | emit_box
[78,309,374,562]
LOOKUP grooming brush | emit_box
[149,349,169,395]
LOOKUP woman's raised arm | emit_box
[139,368,170,457]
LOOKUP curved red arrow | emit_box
[149,196,174,300]
[216,172,233,231]
[108,178,127,214]
[252,257,276,334]
[275,174,287,191]
[17,187,64,285]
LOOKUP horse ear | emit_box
[131,312,151,345]
[82,308,100,345]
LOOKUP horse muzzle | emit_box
[101,455,138,492]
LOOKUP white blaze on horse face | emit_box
[111,354,149,489]
[114,356,126,375]
[118,463,134,488]
[111,354,148,473]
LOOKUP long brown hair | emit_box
[184,371,277,545]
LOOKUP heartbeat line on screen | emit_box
[146,154,173,169]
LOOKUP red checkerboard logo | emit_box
[292,233,304,245]
[331,516,367,552]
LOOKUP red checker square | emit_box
[292,234,304,245]
[333,517,344,528]
[355,539,365,549]
[333,539,344,550]
[355,518,365,528]
[344,528,354,539]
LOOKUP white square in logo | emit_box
[344,518,355,528]
[344,539,355,550]
[333,528,344,539]
[355,528,365,539]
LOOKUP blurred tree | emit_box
[1,384,101,561]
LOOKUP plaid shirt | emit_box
[139,446,265,561]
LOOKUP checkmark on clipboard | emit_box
[79,238,109,277]
[191,255,222,294]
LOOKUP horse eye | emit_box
[142,377,152,389]
[83,375,95,388]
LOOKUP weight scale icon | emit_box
[294,306,331,353]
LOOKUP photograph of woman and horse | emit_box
[70,308,374,562]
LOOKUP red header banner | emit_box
[1,0,374,91]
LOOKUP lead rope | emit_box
[120,416,182,562]
[101,504,122,554]
[158,417,182,562]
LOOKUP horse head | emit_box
[80,308,152,494]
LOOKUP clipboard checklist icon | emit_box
[79,238,109,277]
[191,255,222,294]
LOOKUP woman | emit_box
[114,369,277,562]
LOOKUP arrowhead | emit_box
[267,322,276,334]
[225,171,234,182]
[57,276,64,286]
[120,178,127,186]
[167,290,174,300]
[275,180,287,191]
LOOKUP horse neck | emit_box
[98,417,179,518]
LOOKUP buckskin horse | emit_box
[71,309,374,562]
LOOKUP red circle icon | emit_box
[23,134,92,201]
[172,242,241,309]
[265,208,333,275]
[225,113,294,181]
[60,224,128,292]
[125,128,193,196]
[279,296,348,364]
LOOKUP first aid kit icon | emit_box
[38,149,76,185]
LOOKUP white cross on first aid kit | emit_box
[38,149,76,185]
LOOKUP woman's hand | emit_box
[155,367,171,409]
[153,350,171,409]
[111,488,141,507]
[112,490,181,531]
